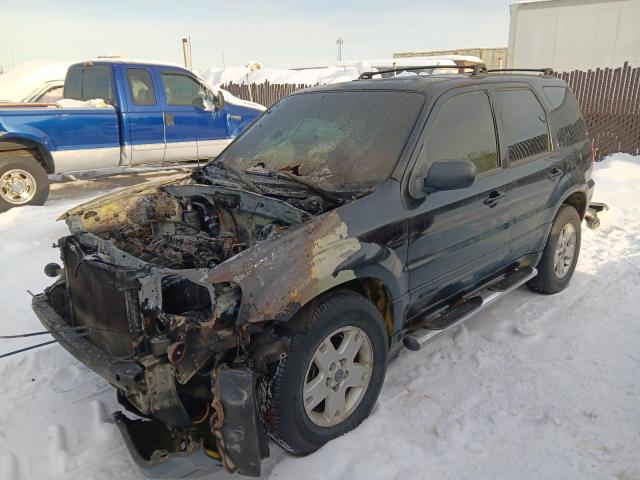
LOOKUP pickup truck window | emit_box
[161,73,202,106]
[543,86,588,147]
[127,69,156,106]
[422,91,498,173]
[64,66,114,103]
[216,90,425,191]
[36,86,63,103]
[496,89,550,163]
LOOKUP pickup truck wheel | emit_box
[528,205,581,294]
[264,292,388,456]
[0,154,50,212]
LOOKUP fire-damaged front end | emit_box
[31,174,360,477]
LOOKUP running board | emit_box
[403,267,538,352]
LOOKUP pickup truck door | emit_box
[158,70,214,163]
[124,67,166,164]
[406,89,511,318]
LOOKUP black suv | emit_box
[33,68,599,477]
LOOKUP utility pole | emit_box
[336,37,343,62]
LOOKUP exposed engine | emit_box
[88,175,335,270]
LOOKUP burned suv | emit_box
[33,67,600,477]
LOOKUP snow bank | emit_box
[0,62,72,102]
[0,154,638,479]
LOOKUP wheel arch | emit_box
[0,136,54,173]
[280,275,397,345]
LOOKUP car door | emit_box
[493,87,558,263]
[159,70,208,162]
[405,88,512,318]
[196,86,229,160]
[124,67,166,164]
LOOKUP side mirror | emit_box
[216,91,225,110]
[422,160,477,193]
[193,97,206,110]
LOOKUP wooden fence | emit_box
[222,62,640,158]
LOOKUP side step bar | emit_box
[403,267,538,352]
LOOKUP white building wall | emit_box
[508,0,640,71]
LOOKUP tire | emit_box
[0,153,50,212]
[263,291,388,456]
[527,204,581,294]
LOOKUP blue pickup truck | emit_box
[0,59,265,211]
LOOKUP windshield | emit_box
[211,90,425,191]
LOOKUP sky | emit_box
[1,0,514,71]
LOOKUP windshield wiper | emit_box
[214,162,263,193]
[272,170,342,204]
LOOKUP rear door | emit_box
[406,87,511,317]
[124,67,166,164]
[493,87,557,262]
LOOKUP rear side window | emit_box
[543,86,588,147]
[127,69,157,106]
[36,86,63,103]
[161,73,202,106]
[496,89,550,163]
[63,66,114,103]
[424,91,499,173]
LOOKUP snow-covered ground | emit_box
[0,154,638,480]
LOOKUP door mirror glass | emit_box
[192,96,206,109]
[422,160,477,193]
[216,90,225,110]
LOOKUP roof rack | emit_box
[358,64,488,80]
[487,68,555,76]
[358,65,555,80]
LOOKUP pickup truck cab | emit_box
[0,59,265,211]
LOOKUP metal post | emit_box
[182,37,192,70]
[336,37,343,62]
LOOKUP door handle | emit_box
[484,190,506,208]
[548,167,563,180]
[164,113,174,127]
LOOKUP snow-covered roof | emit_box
[0,61,72,102]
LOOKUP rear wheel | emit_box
[0,153,50,212]
[528,205,581,294]
[264,291,388,455]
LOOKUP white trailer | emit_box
[507,0,640,71]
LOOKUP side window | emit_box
[161,73,202,106]
[63,66,114,103]
[37,86,63,103]
[423,91,499,174]
[543,86,588,147]
[496,89,550,162]
[127,69,157,106]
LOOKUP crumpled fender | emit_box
[207,209,404,325]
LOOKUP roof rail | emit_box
[358,64,488,80]
[487,68,555,76]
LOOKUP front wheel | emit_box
[528,204,581,294]
[263,291,388,456]
[0,153,50,212]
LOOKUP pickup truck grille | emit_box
[63,238,138,358]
